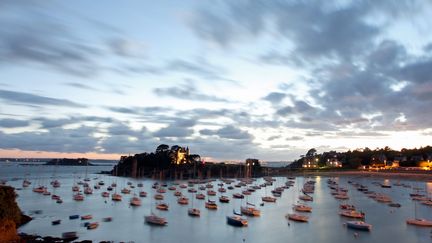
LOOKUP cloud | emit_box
[0,118,29,128]
[263,92,286,104]
[0,89,86,108]
[200,125,253,140]
[0,126,99,153]
[107,38,147,57]
[154,82,230,102]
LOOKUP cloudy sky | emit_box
[1,0,432,161]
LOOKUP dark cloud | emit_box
[0,118,29,128]
[200,125,253,140]
[267,135,281,141]
[0,126,99,153]
[286,136,303,141]
[64,82,97,91]
[0,89,86,108]
[263,92,286,104]
[154,82,230,102]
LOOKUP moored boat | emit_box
[262,196,276,202]
[145,214,167,226]
[406,218,432,227]
[205,200,218,210]
[286,213,308,222]
[346,221,372,231]
[241,206,261,216]
[293,204,312,212]
[339,210,365,219]
[226,215,248,227]
[130,196,142,206]
[188,208,201,217]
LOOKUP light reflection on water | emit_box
[1,164,432,243]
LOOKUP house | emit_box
[302,157,319,168]
[326,157,342,167]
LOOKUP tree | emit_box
[156,144,169,153]
[306,148,317,157]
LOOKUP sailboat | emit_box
[145,189,168,226]
[188,191,200,217]
[406,196,432,226]
[241,196,260,216]
[287,177,309,222]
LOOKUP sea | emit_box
[1,162,432,243]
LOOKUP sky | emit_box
[1,0,432,162]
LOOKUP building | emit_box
[174,146,190,164]
[303,157,319,168]
[326,157,342,167]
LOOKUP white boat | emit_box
[145,214,167,226]
[346,221,372,231]
[188,208,201,217]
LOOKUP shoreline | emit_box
[285,170,432,181]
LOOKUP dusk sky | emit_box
[1,0,432,161]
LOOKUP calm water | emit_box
[1,163,432,243]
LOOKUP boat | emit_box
[168,186,176,190]
[188,188,197,193]
[51,219,61,225]
[69,215,79,220]
[233,193,244,199]
[286,213,308,222]
[388,203,401,207]
[188,208,201,217]
[112,193,122,201]
[261,196,276,202]
[145,214,167,226]
[406,218,432,227]
[87,222,99,230]
[207,190,216,196]
[196,193,205,200]
[340,204,355,210]
[102,217,112,222]
[177,197,189,205]
[227,215,248,227]
[346,221,372,231]
[56,199,63,204]
[293,204,312,212]
[81,214,92,220]
[174,191,182,197]
[156,188,166,193]
[219,195,230,203]
[339,210,365,219]
[205,200,218,210]
[241,206,261,216]
[121,188,131,194]
[84,187,93,195]
[102,191,110,197]
[130,196,142,206]
[407,199,432,226]
[154,194,164,200]
[299,195,313,201]
[156,203,169,211]
[73,193,84,201]
[62,232,78,241]
[139,191,147,197]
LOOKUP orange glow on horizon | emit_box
[0,149,121,160]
